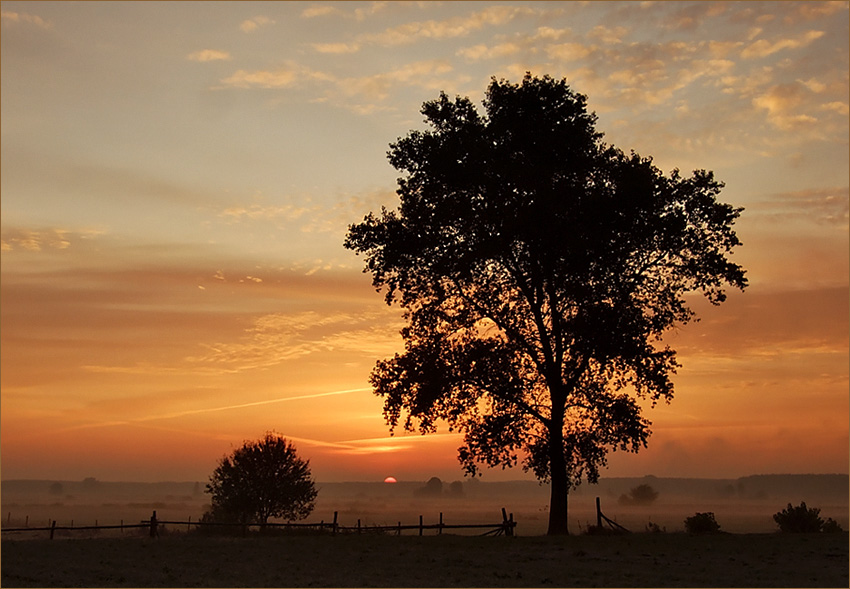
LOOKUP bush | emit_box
[684,512,721,534]
[822,518,845,534]
[773,502,825,533]
[618,484,659,506]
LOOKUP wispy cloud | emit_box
[358,4,538,46]
[741,29,825,59]
[1,10,51,28]
[311,42,362,54]
[0,228,105,253]
[300,4,342,19]
[187,49,232,62]
[240,15,274,33]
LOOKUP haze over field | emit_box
[1,1,848,485]
[3,475,848,536]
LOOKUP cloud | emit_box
[240,15,274,33]
[546,42,593,62]
[786,0,848,23]
[752,82,819,130]
[456,42,522,62]
[360,4,537,46]
[752,187,850,228]
[311,42,362,54]
[220,68,298,89]
[301,4,342,19]
[0,228,104,253]
[1,10,51,28]
[185,308,402,373]
[187,49,232,62]
[587,25,629,44]
[741,30,825,59]
[328,60,458,105]
[219,203,312,222]
[820,101,850,115]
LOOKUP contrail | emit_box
[53,387,373,434]
[136,387,373,422]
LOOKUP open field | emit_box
[3,475,848,536]
[2,531,848,587]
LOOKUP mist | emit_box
[3,474,846,536]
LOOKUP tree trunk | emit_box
[546,421,570,535]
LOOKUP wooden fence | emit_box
[1,508,516,539]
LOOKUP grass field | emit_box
[2,531,847,587]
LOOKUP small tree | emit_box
[618,483,659,506]
[205,432,317,525]
[773,502,824,533]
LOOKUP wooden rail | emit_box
[2,509,517,539]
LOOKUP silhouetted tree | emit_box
[618,483,660,505]
[205,432,317,525]
[344,73,747,535]
[414,476,444,497]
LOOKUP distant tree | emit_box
[618,483,659,505]
[205,432,317,525]
[415,476,444,497]
[48,482,64,496]
[345,73,747,535]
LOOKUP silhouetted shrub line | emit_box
[773,502,845,534]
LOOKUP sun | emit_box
[383,476,397,483]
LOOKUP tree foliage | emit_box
[344,73,746,534]
[205,432,317,525]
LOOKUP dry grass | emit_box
[2,531,847,587]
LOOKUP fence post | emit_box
[439,512,443,535]
[332,511,338,536]
[121,519,124,535]
[501,508,515,537]
[357,519,361,534]
[419,515,423,536]
[149,510,158,538]
[596,497,602,529]
[397,521,401,536]
[50,520,56,540]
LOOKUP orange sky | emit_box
[2,1,848,483]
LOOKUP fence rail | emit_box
[2,508,517,539]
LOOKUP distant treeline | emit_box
[3,474,848,505]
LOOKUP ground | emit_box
[2,531,847,587]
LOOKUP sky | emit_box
[1,1,848,484]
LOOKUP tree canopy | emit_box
[205,432,317,525]
[344,73,747,534]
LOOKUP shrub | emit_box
[684,512,721,534]
[822,518,845,534]
[618,484,659,506]
[645,521,665,533]
[773,502,824,533]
